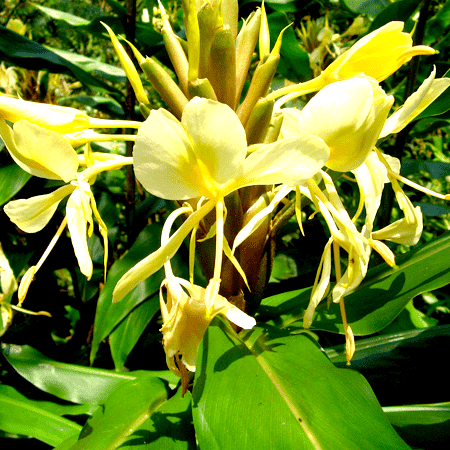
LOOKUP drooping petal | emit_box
[66,189,93,279]
[133,108,205,200]
[161,276,255,374]
[0,119,79,182]
[353,152,389,229]
[380,67,450,138]
[4,185,75,233]
[113,200,215,303]
[229,135,330,191]
[181,97,248,186]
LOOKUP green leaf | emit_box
[0,161,32,207]
[33,4,91,26]
[368,0,421,32]
[340,0,388,17]
[90,223,166,364]
[401,160,450,179]
[0,385,82,447]
[69,375,168,449]
[48,47,126,84]
[193,318,410,449]
[268,12,312,83]
[109,293,161,371]
[0,25,119,93]
[258,231,450,335]
[1,344,177,404]
[384,403,450,449]
[425,0,450,44]
[324,326,450,407]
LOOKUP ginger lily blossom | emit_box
[1,119,132,285]
[267,21,435,107]
[158,204,256,382]
[113,97,330,307]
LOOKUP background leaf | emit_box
[1,344,178,404]
[258,231,450,335]
[0,385,82,447]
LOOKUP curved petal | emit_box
[0,120,79,182]
[321,21,435,83]
[294,78,394,172]
[66,189,93,279]
[228,135,329,191]
[133,108,205,200]
[181,97,248,185]
[0,96,91,133]
[380,68,450,138]
[3,185,75,233]
[113,200,215,303]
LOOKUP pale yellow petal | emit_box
[232,135,329,190]
[113,200,215,302]
[181,97,248,186]
[4,185,75,233]
[0,95,91,133]
[133,108,204,200]
[0,119,79,182]
[66,190,93,279]
[380,68,450,138]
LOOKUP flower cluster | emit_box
[1,0,449,383]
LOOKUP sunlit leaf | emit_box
[192,318,410,449]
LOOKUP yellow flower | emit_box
[160,275,256,375]
[1,120,129,280]
[320,21,435,84]
[113,97,330,304]
[268,21,435,106]
[282,78,394,172]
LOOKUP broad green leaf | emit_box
[193,318,410,449]
[90,223,166,364]
[0,162,32,207]
[48,47,126,84]
[109,293,161,371]
[1,344,178,404]
[384,403,450,449]
[64,95,125,118]
[69,375,168,449]
[0,385,82,447]
[33,4,91,26]
[324,325,450,407]
[258,231,450,335]
[425,0,450,44]
[268,12,311,83]
[0,25,119,93]
[413,202,450,217]
[340,0,388,17]
[120,390,196,450]
[401,160,450,179]
[368,0,421,32]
